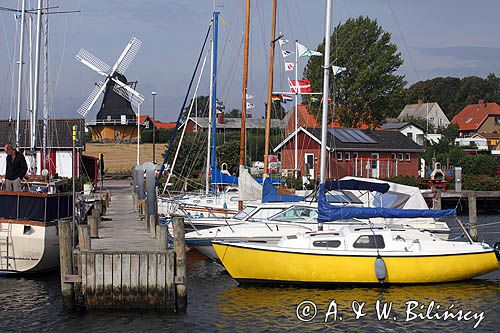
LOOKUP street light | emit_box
[152,91,157,163]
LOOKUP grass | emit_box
[85,143,168,174]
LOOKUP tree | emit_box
[226,108,241,118]
[264,101,286,120]
[183,96,226,119]
[303,16,406,128]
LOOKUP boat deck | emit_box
[90,179,160,251]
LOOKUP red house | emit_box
[274,127,424,179]
[451,100,500,137]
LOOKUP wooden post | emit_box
[434,188,442,210]
[59,219,75,311]
[89,215,99,238]
[149,213,157,238]
[78,225,91,250]
[158,224,168,251]
[94,201,102,216]
[468,194,478,241]
[173,216,187,312]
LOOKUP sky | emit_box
[0,0,499,123]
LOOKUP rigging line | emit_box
[50,13,68,115]
[0,11,16,119]
[386,0,420,82]
[157,21,212,185]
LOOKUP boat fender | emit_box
[374,256,387,282]
[494,242,500,261]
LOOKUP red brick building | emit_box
[274,127,424,179]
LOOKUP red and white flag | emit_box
[284,62,294,71]
[288,78,312,93]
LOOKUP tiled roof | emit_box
[398,102,437,120]
[155,122,176,129]
[451,102,500,131]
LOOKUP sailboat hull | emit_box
[213,243,499,284]
[0,221,59,275]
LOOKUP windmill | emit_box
[75,37,145,164]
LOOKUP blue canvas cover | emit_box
[318,184,455,222]
[212,167,238,185]
[262,178,304,203]
[324,179,390,193]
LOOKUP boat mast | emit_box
[15,0,27,148]
[319,0,333,230]
[42,2,49,170]
[206,15,215,195]
[263,0,277,177]
[238,0,250,210]
[210,11,220,192]
[31,0,43,152]
[294,40,299,178]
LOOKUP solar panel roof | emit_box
[328,128,377,144]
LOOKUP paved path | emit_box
[90,179,160,251]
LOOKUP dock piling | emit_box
[434,188,442,210]
[468,194,478,241]
[78,225,91,250]
[89,215,99,238]
[59,219,75,311]
[158,224,168,251]
[173,216,187,312]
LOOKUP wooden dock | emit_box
[59,179,186,312]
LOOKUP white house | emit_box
[398,100,450,129]
[381,122,425,146]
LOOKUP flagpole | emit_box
[238,0,250,211]
[294,40,299,179]
[263,0,277,177]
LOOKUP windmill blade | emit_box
[78,81,106,116]
[75,48,111,76]
[112,78,145,106]
[111,37,142,75]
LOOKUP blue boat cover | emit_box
[211,168,283,185]
[324,179,390,193]
[318,184,455,222]
[262,178,304,203]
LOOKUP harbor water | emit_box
[1,215,499,332]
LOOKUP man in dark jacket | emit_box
[4,144,28,191]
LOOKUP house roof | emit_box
[155,122,176,129]
[0,118,86,149]
[398,102,438,120]
[381,122,425,132]
[451,102,500,131]
[274,127,424,153]
[185,117,283,130]
[283,104,319,130]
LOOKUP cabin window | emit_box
[353,235,385,249]
[337,152,342,161]
[391,153,397,160]
[313,240,341,248]
[495,116,500,125]
[352,152,358,159]
[345,152,351,161]
[405,153,411,161]
[398,153,404,161]
[248,208,285,222]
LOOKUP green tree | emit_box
[183,96,226,119]
[303,16,406,127]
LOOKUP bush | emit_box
[463,175,500,191]
[462,154,497,176]
[141,128,175,143]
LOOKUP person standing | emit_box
[4,144,28,192]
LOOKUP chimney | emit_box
[478,99,485,106]
[217,110,225,124]
[417,99,423,105]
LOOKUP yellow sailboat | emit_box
[213,225,499,284]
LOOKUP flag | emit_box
[246,102,255,109]
[246,93,254,99]
[332,65,347,75]
[278,39,289,46]
[311,97,319,103]
[321,97,333,103]
[288,78,312,93]
[272,95,281,101]
[281,50,293,58]
[297,42,322,57]
[281,95,294,103]
[284,62,294,71]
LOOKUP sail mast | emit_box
[15,0,27,148]
[42,2,49,170]
[263,0,277,177]
[209,11,220,192]
[238,0,251,210]
[31,0,43,152]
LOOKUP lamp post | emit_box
[152,91,157,163]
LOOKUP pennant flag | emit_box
[246,93,254,99]
[272,95,281,101]
[321,97,333,103]
[297,42,322,57]
[288,78,312,93]
[281,50,293,58]
[332,65,347,75]
[281,94,294,103]
[311,97,320,103]
[284,62,294,71]
[278,39,289,46]
[246,102,255,109]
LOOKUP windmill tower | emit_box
[76,37,145,146]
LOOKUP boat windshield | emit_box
[233,206,256,220]
[269,206,318,223]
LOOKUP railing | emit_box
[86,119,141,126]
